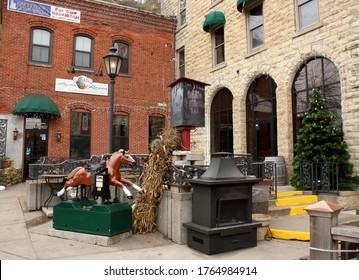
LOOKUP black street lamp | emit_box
[103,47,123,153]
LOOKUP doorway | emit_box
[24,118,48,179]
[246,75,277,161]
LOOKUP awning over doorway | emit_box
[203,11,226,32]
[12,94,61,117]
[237,0,248,12]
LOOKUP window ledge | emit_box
[176,23,187,33]
[73,67,94,73]
[28,62,53,68]
[210,62,227,73]
[245,45,267,59]
[210,0,224,9]
[293,22,323,38]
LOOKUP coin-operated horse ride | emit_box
[53,149,144,237]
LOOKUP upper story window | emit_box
[177,47,185,78]
[74,35,93,69]
[296,0,319,30]
[30,28,52,64]
[179,0,186,26]
[113,41,130,75]
[248,4,264,50]
[213,26,225,66]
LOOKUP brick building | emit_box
[162,0,359,179]
[0,0,176,178]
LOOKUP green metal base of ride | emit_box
[53,200,132,236]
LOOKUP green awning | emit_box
[237,0,247,12]
[203,11,226,32]
[13,94,61,117]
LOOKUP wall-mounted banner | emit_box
[7,0,81,23]
[55,77,108,96]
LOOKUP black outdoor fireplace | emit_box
[184,157,261,255]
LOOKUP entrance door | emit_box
[246,76,277,161]
[24,118,48,179]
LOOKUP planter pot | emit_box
[1,160,11,169]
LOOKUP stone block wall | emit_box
[173,0,359,177]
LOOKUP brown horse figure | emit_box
[57,149,144,199]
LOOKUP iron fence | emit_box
[300,161,339,194]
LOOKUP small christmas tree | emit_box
[290,88,356,189]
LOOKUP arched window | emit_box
[292,57,341,144]
[149,115,165,149]
[74,35,93,69]
[246,75,277,161]
[113,41,130,75]
[70,111,91,159]
[113,113,129,152]
[30,28,52,64]
[210,89,233,154]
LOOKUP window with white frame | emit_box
[247,4,264,50]
[296,0,319,30]
[213,26,225,66]
[30,28,52,64]
[74,35,93,69]
[177,47,185,78]
[179,0,186,26]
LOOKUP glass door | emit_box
[24,118,48,178]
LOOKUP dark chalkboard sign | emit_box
[170,77,208,128]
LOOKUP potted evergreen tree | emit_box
[290,88,358,190]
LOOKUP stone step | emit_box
[275,195,318,207]
[276,190,303,198]
[268,203,313,217]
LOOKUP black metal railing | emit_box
[164,154,278,199]
[28,154,149,179]
[29,153,278,198]
[300,161,339,194]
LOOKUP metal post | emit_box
[109,77,115,153]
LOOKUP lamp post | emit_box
[103,47,123,153]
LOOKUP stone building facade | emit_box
[162,0,359,178]
[0,0,176,177]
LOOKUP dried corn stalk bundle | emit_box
[132,129,181,233]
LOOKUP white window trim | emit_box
[246,3,265,52]
[177,47,185,78]
[212,26,225,67]
[294,0,320,32]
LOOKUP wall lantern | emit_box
[13,128,18,140]
[56,131,61,142]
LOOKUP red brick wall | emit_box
[0,0,176,157]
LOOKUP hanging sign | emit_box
[55,77,108,96]
[7,0,81,23]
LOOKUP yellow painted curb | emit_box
[276,191,303,198]
[269,229,310,241]
[289,205,310,216]
[276,195,317,207]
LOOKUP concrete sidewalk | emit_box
[0,182,318,260]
